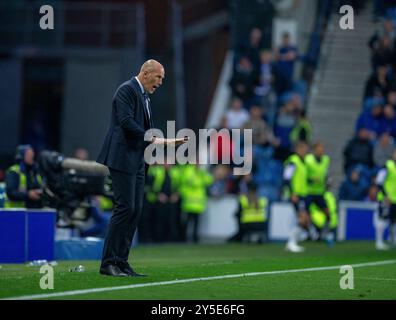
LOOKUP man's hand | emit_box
[151,136,188,146]
[28,189,42,201]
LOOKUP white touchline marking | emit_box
[357,277,396,282]
[3,259,396,300]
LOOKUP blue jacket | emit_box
[355,110,382,136]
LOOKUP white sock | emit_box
[374,212,388,245]
[375,218,387,245]
[308,224,319,239]
[288,226,303,246]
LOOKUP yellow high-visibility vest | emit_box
[305,154,330,195]
[239,195,267,224]
[5,164,42,208]
[179,165,213,214]
[284,154,308,197]
[310,191,338,229]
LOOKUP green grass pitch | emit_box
[1,241,396,300]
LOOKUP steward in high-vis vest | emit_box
[5,145,43,209]
[305,141,331,224]
[375,149,396,249]
[154,162,183,243]
[179,163,213,243]
[140,163,162,243]
[238,182,268,243]
[290,110,312,145]
[145,164,166,204]
[140,162,184,243]
[283,141,316,253]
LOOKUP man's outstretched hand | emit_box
[151,136,188,146]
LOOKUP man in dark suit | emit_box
[97,60,165,277]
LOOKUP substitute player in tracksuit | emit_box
[309,186,338,246]
[283,141,317,252]
[374,149,396,250]
[305,141,332,237]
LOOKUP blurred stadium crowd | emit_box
[340,5,396,202]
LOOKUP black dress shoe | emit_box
[119,264,147,277]
[99,265,128,277]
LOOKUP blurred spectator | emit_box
[275,32,299,94]
[239,27,264,68]
[369,19,396,51]
[290,109,312,145]
[387,90,396,108]
[5,145,43,209]
[225,97,250,129]
[338,167,369,201]
[380,104,396,137]
[374,133,395,168]
[236,173,253,195]
[355,103,383,140]
[364,64,391,98]
[364,95,386,111]
[371,35,394,69]
[242,106,279,146]
[74,148,90,161]
[274,101,296,160]
[230,56,258,103]
[209,165,232,198]
[210,117,234,164]
[290,93,304,112]
[343,129,374,173]
[365,184,379,202]
[254,50,276,108]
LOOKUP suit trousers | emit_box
[101,163,145,267]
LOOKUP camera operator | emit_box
[5,145,43,209]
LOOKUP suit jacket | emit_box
[97,78,153,174]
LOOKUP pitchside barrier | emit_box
[0,209,56,263]
[0,208,107,263]
[337,201,379,241]
[200,197,381,242]
[0,200,381,263]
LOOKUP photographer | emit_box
[5,145,43,209]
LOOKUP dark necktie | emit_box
[142,92,153,128]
